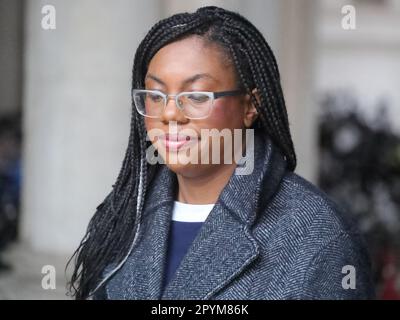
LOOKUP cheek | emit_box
[144,117,152,131]
[206,100,244,130]
[144,117,159,134]
[144,118,161,145]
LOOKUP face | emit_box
[143,35,258,178]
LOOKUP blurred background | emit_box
[0,0,399,299]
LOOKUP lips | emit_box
[158,133,199,151]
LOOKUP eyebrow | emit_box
[145,73,218,86]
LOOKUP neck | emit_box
[176,163,238,205]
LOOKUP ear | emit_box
[243,88,260,128]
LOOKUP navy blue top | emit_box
[162,220,203,291]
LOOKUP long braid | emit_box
[220,18,296,167]
[67,5,297,299]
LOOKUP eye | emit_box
[148,93,163,103]
[187,93,210,103]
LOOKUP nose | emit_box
[160,95,188,124]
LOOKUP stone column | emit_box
[278,0,318,182]
[0,0,23,115]
[21,0,160,254]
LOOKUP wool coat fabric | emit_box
[93,132,375,300]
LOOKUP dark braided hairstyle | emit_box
[66,5,296,299]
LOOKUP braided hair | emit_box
[67,5,296,299]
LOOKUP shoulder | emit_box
[251,171,375,299]
[259,171,359,237]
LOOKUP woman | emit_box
[68,6,375,300]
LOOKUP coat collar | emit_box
[105,131,288,299]
[143,131,288,227]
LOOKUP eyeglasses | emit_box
[132,89,245,119]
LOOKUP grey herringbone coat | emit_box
[94,132,375,300]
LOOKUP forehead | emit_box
[146,36,235,85]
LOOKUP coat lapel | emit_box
[161,201,260,299]
[104,166,177,300]
[105,132,287,300]
[161,132,287,299]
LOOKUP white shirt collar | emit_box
[172,201,215,222]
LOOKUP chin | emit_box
[164,161,212,179]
